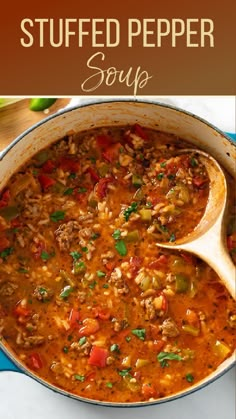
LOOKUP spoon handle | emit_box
[180,224,236,298]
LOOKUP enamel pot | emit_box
[0,100,235,407]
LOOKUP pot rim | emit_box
[0,98,235,407]
[0,98,235,161]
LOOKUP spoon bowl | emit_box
[156,149,236,298]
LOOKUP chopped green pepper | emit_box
[0,206,20,221]
[132,174,143,187]
[175,273,189,293]
[125,230,140,243]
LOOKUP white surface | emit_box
[0,367,235,419]
[0,96,235,419]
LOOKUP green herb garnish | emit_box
[60,285,74,299]
[186,373,194,383]
[115,240,127,256]
[124,202,138,221]
[131,328,146,341]
[63,188,74,195]
[112,229,121,240]
[79,337,87,346]
[169,233,176,242]
[157,173,164,180]
[50,210,65,222]
[63,346,69,353]
[157,351,183,368]
[70,251,82,261]
[110,344,120,353]
[89,280,97,289]
[118,368,132,377]
[74,374,85,382]
[0,247,14,259]
[106,382,113,388]
[97,270,106,278]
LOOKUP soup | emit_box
[0,124,235,403]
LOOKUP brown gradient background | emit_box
[0,0,235,95]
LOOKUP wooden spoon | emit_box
[156,149,236,298]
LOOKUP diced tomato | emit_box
[85,371,96,381]
[0,235,10,252]
[38,174,56,191]
[31,241,45,260]
[14,301,31,317]
[78,318,100,337]
[42,159,56,174]
[141,383,158,398]
[88,346,108,368]
[149,255,168,269]
[134,124,148,140]
[129,256,143,278]
[104,261,115,272]
[86,167,100,183]
[69,308,80,328]
[0,189,10,208]
[59,157,80,173]
[153,340,165,353]
[93,307,111,321]
[28,353,43,370]
[96,135,112,149]
[102,143,121,163]
[96,177,114,199]
[192,176,208,188]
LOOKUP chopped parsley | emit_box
[190,157,198,167]
[60,285,74,299]
[77,187,87,193]
[79,337,87,346]
[157,351,183,368]
[97,270,106,278]
[63,346,69,353]
[112,229,121,240]
[115,240,127,256]
[91,232,100,240]
[89,157,96,164]
[74,374,85,382]
[186,373,194,383]
[73,261,86,274]
[63,187,74,195]
[40,250,53,261]
[50,210,65,222]
[123,202,138,221]
[118,368,132,377]
[106,382,113,388]
[160,161,167,168]
[110,344,120,353]
[68,173,77,179]
[169,233,176,242]
[89,280,97,289]
[157,173,164,180]
[103,284,109,289]
[70,251,82,261]
[125,336,131,343]
[131,328,146,341]
[81,246,88,253]
[0,247,14,259]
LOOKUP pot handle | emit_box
[0,349,22,373]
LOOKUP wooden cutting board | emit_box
[0,98,71,151]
